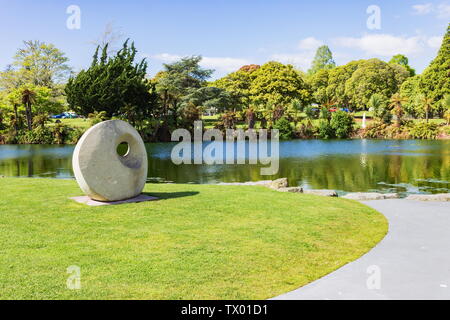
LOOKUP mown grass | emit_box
[0,178,388,300]
[48,118,91,129]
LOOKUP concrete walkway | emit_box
[274,200,450,300]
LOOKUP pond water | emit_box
[0,140,449,196]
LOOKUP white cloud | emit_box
[333,34,424,56]
[411,2,450,18]
[412,3,433,15]
[298,37,323,50]
[427,36,443,48]
[149,53,250,72]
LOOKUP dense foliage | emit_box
[65,41,156,124]
[1,23,449,144]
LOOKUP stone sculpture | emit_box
[72,120,148,202]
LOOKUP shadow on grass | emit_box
[143,191,199,200]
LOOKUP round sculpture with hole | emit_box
[72,120,148,202]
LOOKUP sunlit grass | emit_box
[0,178,387,299]
[48,118,91,129]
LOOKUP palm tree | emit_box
[21,88,36,131]
[244,106,256,129]
[368,94,383,117]
[389,93,408,127]
[418,95,433,123]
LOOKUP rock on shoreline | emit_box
[343,193,400,201]
[218,179,449,201]
[303,189,338,197]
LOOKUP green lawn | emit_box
[0,178,388,300]
[48,118,91,129]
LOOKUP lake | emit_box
[0,140,449,196]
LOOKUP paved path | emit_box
[274,200,450,300]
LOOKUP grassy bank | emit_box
[0,178,387,299]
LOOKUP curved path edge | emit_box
[273,200,450,300]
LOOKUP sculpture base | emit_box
[70,194,158,206]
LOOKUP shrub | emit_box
[273,117,294,140]
[330,111,355,138]
[444,108,450,125]
[363,121,412,139]
[368,94,391,124]
[363,121,387,139]
[215,111,238,130]
[17,127,54,144]
[295,120,315,139]
[88,111,108,126]
[317,120,335,139]
[408,121,439,139]
[65,127,85,144]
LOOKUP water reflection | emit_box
[0,140,448,195]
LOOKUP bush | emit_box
[295,120,315,139]
[273,117,294,140]
[444,108,450,125]
[330,111,355,138]
[65,127,85,144]
[215,112,238,130]
[363,121,413,139]
[363,121,387,139]
[408,121,439,139]
[368,94,391,124]
[317,120,335,139]
[88,111,108,126]
[9,124,86,145]
[17,127,54,144]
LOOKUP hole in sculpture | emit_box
[117,142,130,157]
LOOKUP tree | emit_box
[210,65,259,110]
[399,75,422,117]
[389,54,415,77]
[419,23,450,116]
[389,93,408,127]
[181,86,236,114]
[325,60,363,109]
[345,59,409,110]
[308,69,330,105]
[368,93,390,124]
[21,88,35,130]
[330,111,355,138]
[12,40,71,87]
[308,45,336,75]
[418,95,434,122]
[154,56,214,128]
[5,84,65,131]
[250,61,310,107]
[65,40,155,126]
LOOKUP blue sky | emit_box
[0,0,448,79]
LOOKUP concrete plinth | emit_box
[70,194,158,206]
